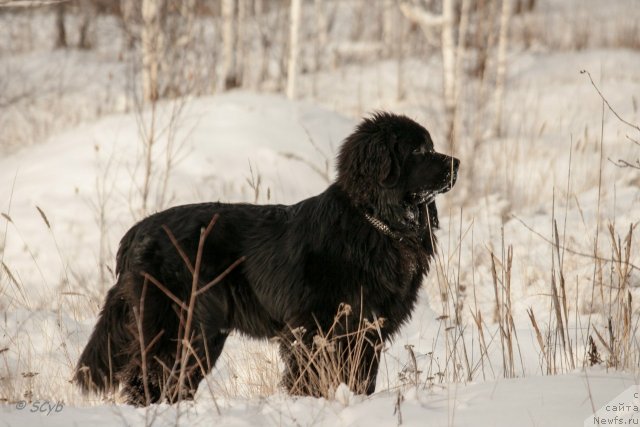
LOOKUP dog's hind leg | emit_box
[179,330,229,401]
[121,326,229,404]
[160,329,229,403]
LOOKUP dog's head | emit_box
[337,112,459,234]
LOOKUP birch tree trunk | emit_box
[399,1,456,136]
[493,0,512,136]
[286,0,302,99]
[78,0,97,50]
[441,0,456,138]
[311,0,327,95]
[237,0,247,87]
[453,0,471,138]
[120,0,137,49]
[179,0,197,94]
[141,0,164,103]
[382,0,395,55]
[55,2,67,48]
[314,0,327,69]
[221,0,238,91]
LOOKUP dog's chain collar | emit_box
[364,212,403,241]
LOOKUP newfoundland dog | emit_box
[75,112,459,405]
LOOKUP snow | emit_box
[0,370,635,426]
[1,1,640,426]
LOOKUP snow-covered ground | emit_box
[0,370,636,426]
[1,1,640,426]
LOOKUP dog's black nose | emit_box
[451,157,460,171]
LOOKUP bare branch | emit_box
[197,256,246,296]
[279,152,331,183]
[0,0,67,7]
[162,224,195,275]
[581,70,640,133]
[399,2,446,28]
[608,158,640,170]
[141,272,188,311]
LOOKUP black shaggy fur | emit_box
[74,112,459,405]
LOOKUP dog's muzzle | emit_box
[410,157,459,204]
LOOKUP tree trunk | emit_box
[493,0,512,136]
[314,0,327,70]
[441,0,456,139]
[396,16,408,101]
[453,0,471,139]
[141,0,164,103]
[382,0,395,55]
[237,0,247,88]
[178,0,197,95]
[120,0,137,50]
[78,0,97,50]
[254,0,263,15]
[220,0,238,90]
[55,2,67,48]
[286,0,302,99]
[399,1,455,130]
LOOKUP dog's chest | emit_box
[397,245,423,282]
[403,255,419,278]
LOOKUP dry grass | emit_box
[283,303,384,399]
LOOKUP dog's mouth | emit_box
[408,171,458,205]
[408,188,443,205]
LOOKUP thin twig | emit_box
[197,256,247,296]
[162,225,195,275]
[580,70,640,132]
[141,272,188,311]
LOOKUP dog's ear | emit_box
[427,200,439,229]
[336,118,403,202]
[379,136,401,188]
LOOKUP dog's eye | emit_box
[413,146,425,155]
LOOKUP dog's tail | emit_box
[74,281,132,394]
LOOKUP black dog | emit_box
[75,112,459,405]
